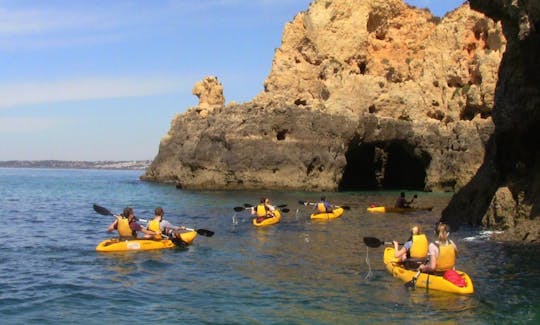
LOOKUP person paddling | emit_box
[147,207,187,240]
[107,207,158,240]
[393,225,428,268]
[315,196,334,213]
[251,197,276,223]
[394,192,416,208]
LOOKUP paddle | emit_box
[184,227,214,237]
[92,204,214,237]
[298,200,350,210]
[235,204,289,213]
[405,269,421,289]
[93,203,115,217]
[363,237,390,248]
[243,203,287,208]
[363,237,402,248]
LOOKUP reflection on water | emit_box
[408,290,477,312]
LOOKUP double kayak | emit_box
[367,206,433,213]
[96,230,197,252]
[311,207,344,220]
[253,210,281,227]
[383,247,474,294]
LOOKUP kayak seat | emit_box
[401,258,427,270]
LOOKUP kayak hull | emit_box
[367,206,433,213]
[383,247,474,294]
[310,207,344,220]
[96,230,197,252]
[253,210,281,227]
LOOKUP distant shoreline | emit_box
[0,160,152,170]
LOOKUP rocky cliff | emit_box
[142,0,505,193]
[441,0,540,242]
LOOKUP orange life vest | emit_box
[256,204,267,217]
[147,219,162,239]
[316,202,327,213]
[409,234,428,259]
[116,216,134,238]
[435,242,456,272]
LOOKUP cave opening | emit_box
[339,140,430,191]
[383,142,429,190]
[339,142,378,191]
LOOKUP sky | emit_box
[0,0,465,161]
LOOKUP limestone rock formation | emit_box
[142,0,505,194]
[441,0,540,242]
[191,76,225,118]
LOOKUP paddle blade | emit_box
[281,208,290,213]
[340,205,351,210]
[233,206,246,212]
[276,204,287,208]
[363,237,384,248]
[243,203,254,208]
[93,204,113,216]
[405,270,421,289]
[298,200,307,206]
[196,229,214,237]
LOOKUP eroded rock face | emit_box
[193,76,225,108]
[142,0,505,193]
[441,0,540,242]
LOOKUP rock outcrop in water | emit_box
[142,0,505,193]
[441,0,540,242]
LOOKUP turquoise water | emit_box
[1,168,539,324]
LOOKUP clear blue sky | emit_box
[0,0,465,161]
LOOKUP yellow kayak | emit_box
[96,230,197,252]
[383,247,474,294]
[310,207,344,220]
[367,206,433,213]
[252,210,281,227]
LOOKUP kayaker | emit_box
[107,207,158,239]
[394,192,414,208]
[315,196,333,213]
[147,207,186,240]
[393,225,428,267]
[419,222,459,274]
[251,197,275,223]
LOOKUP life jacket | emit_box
[256,204,267,217]
[316,202,327,213]
[147,219,162,239]
[409,234,428,259]
[116,216,134,238]
[435,242,456,272]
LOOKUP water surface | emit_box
[0,168,539,324]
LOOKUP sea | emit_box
[0,168,539,324]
